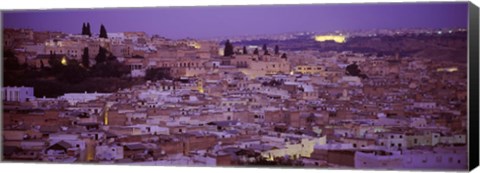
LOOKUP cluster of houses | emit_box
[2,28,468,170]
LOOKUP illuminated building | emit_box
[294,65,325,74]
[314,35,347,43]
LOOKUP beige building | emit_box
[230,54,290,79]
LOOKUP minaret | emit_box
[197,79,204,94]
[103,105,109,125]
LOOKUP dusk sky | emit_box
[2,2,468,39]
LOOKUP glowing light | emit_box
[192,42,201,49]
[104,105,109,125]
[61,57,67,66]
[197,81,204,94]
[436,67,458,72]
[314,35,346,43]
[289,71,294,75]
[447,68,458,72]
[86,140,95,161]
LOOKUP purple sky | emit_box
[2,2,468,39]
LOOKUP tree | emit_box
[58,60,88,84]
[40,60,45,69]
[99,24,108,38]
[107,54,117,62]
[95,46,107,64]
[86,23,92,37]
[81,22,92,37]
[48,52,63,74]
[223,40,234,57]
[91,47,129,78]
[346,62,368,79]
[281,53,287,59]
[81,23,86,35]
[345,63,361,76]
[3,49,20,71]
[81,47,90,68]
[91,45,130,78]
[253,48,259,55]
[22,57,29,69]
[263,44,270,55]
[145,67,172,81]
[243,46,248,55]
[90,59,129,78]
[274,45,279,55]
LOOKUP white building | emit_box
[2,86,35,102]
[355,146,467,170]
[377,132,407,150]
[95,145,124,161]
[355,150,403,169]
[338,76,363,86]
[48,133,86,150]
[58,92,111,105]
[131,69,146,77]
[128,124,170,135]
[402,146,467,170]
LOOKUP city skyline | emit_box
[3,2,468,39]
[2,2,472,170]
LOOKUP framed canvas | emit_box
[1,1,479,172]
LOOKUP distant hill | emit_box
[234,31,468,63]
